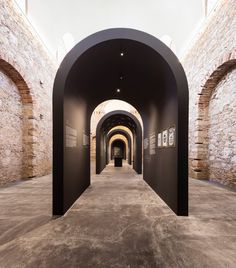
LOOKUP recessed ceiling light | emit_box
[116,88,121,93]
[120,52,124,56]
[120,76,123,80]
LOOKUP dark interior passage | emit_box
[53,28,189,216]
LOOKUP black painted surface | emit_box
[53,28,188,216]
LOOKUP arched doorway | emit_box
[107,129,132,165]
[191,52,236,188]
[111,139,126,160]
[0,58,34,184]
[96,110,142,174]
[53,28,188,216]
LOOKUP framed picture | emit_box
[162,129,168,147]
[168,126,176,147]
[158,132,162,147]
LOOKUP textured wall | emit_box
[208,69,236,187]
[0,70,23,185]
[0,0,57,185]
[182,0,236,188]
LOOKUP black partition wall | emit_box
[96,110,142,174]
[53,28,189,216]
[107,129,132,165]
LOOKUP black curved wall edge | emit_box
[96,111,142,174]
[106,129,132,165]
[53,28,189,216]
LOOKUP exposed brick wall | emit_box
[0,0,57,185]
[182,0,236,188]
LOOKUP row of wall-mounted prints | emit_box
[144,126,176,156]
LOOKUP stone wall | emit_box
[0,70,23,185]
[182,0,236,188]
[0,0,57,185]
[208,69,236,188]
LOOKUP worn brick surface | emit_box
[182,0,236,188]
[0,70,23,184]
[0,0,57,185]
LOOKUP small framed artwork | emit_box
[168,126,176,147]
[162,129,168,147]
[158,132,162,147]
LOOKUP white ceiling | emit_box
[24,0,204,58]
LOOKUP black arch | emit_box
[109,135,128,161]
[53,28,189,216]
[96,110,142,174]
[110,139,126,160]
[107,129,132,165]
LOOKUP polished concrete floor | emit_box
[0,163,236,267]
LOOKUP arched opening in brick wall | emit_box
[192,50,236,188]
[0,58,35,184]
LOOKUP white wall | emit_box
[26,0,204,59]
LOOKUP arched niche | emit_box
[53,28,189,216]
[0,58,35,181]
[192,51,236,184]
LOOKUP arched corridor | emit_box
[95,110,142,174]
[107,129,132,165]
[53,28,188,216]
[1,0,236,266]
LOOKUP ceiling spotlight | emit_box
[120,76,123,80]
[120,52,124,56]
[116,88,121,93]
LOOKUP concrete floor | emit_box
[0,163,236,267]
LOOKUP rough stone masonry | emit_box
[182,0,236,188]
[0,0,57,185]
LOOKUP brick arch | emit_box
[191,50,236,179]
[0,58,36,179]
